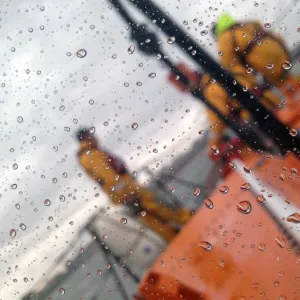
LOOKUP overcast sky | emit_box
[0,0,299,298]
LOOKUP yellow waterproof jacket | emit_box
[78,141,141,205]
[199,74,279,147]
[217,21,290,87]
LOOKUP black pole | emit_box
[109,0,271,152]
[128,0,300,154]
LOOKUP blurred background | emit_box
[1,0,300,299]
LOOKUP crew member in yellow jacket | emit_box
[169,63,280,150]
[212,13,299,97]
[76,128,192,242]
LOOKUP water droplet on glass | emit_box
[281,61,292,70]
[128,45,135,54]
[60,195,65,202]
[199,241,212,251]
[76,49,87,58]
[83,76,88,81]
[58,288,65,295]
[256,194,266,204]
[204,199,214,209]
[291,168,298,175]
[287,213,300,224]
[120,217,127,224]
[11,47,16,52]
[44,199,51,206]
[275,236,286,248]
[28,28,33,33]
[39,25,45,30]
[112,54,117,59]
[200,30,208,36]
[193,187,201,196]
[148,72,156,78]
[19,223,26,230]
[229,162,236,170]
[240,183,251,190]
[265,64,274,70]
[258,243,266,251]
[11,184,17,190]
[24,277,28,282]
[66,52,71,56]
[131,122,138,130]
[96,269,102,275]
[243,166,252,174]
[104,121,109,126]
[264,23,271,28]
[13,163,18,170]
[106,263,111,270]
[140,211,146,217]
[153,148,158,153]
[10,229,16,238]
[167,36,175,44]
[36,70,42,75]
[160,260,165,266]
[17,116,23,123]
[15,203,20,210]
[67,260,72,266]
[245,67,253,74]
[211,144,219,155]
[237,201,252,214]
[289,129,297,137]
[219,186,229,194]
[87,273,92,278]
[40,6,45,11]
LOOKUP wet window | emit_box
[3,0,300,299]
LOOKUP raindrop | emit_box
[10,229,16,238]
[229,162,236,170]
[13,163,18,170]
[87,273,92,278]
[243,166,252,174]
[89,99,94,105]
[140,211,146,217]
[19,223,27,230]
[124,82,129,87]
[281,61,292,70]
[167,36,175,44]
[96,269,102,275]
[24,277,28,282]
[103,121,109,126]
[112,54,117,59]
[193,187,201,196]
[204,199,214,209]
[160,260,164,266]
[80,248,84,253]
[40,6,45,11]
[291,168,298,175]
[237,201,252,214]
[106,263,111,270]
[258,243,266,251]
[44,199,51,206]
[240,183,251,190]
[28,28,33,33]
[128,45,135,54]
[218,51,223,56]
[36,70,42,75]
[15,204,20,210]
[254,2,259,6]
[89,25,95,30]
[264,23,271,28]
[136,81,142,86]
[83,76,88,81]
[131,122,138,130]
[11,184,17,190]
[66,52,71,56]
[256,194,266,204]
[153,148,158,153]
[200,30,208,36]
[265,64,274,70]
[211,144,219,155]
[39,25,45,30]
[274,281,280,287]
[11,47,16,52]
[287,213,300,224]
[120,217,127,224]
[53,146,58,152]
[245,67,253,74]
[289,129,297,137]
[76,49,87,58]
[58,288,65,295]
[219,186,229,194]
[67,260,72,266]
[199,241,212,251]
[275,236,286,248]
[17,116,23,123]
[148,72,156,78]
